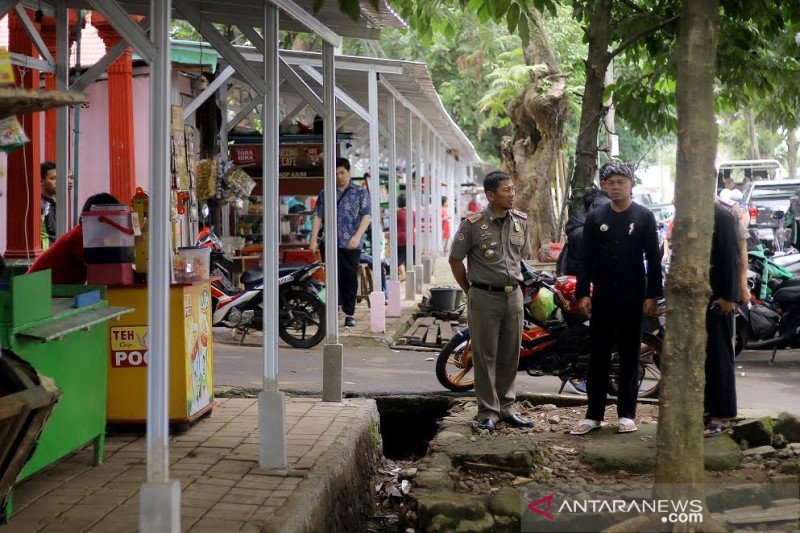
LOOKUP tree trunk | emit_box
[786,129,798,179]
[745,108,761,159]
[569,0,613,199]
[500,8,567,251]
[656,0,719,509]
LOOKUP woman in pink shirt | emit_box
[441,197,452,251]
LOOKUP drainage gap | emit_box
[374,395,453,460]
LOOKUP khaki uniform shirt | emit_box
[449,208,531,286]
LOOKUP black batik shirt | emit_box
[576,202,663,303]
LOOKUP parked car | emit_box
[743,180,800,249]
[633,192,675,224]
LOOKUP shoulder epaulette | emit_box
[467,212,484,223]
[512,209,528,220]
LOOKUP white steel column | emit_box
[218,80,230,236]
[140,0,180,530]
[54,0,69,237]
[431,143,440,258]
[413,119,423,293]
[386,96,401,317]
[258,2,287,469]
[321,42,343,402]
[421,129,432,284]
[404,109,416,300]
[367,68,385,332]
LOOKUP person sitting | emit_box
[28,193,121,284]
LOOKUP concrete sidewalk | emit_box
[0,398,380,533]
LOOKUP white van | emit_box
[717,159,784,192]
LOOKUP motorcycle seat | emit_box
[240,263,308,286]
[773,278,800,291]
[773,285,800,307]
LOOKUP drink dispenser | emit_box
[82,207,135,285]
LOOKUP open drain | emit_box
[374,395,452,460]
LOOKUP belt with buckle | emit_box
[470,282,519,293]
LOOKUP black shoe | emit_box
[475,418,495,432]
[500,414,534,428]
[344,316,355,327]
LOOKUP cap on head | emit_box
[718,188,736,207]
[599,161,636,182]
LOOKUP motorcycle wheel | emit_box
[279,290,326,349]
[436,335,475,392]
[608,332,662,399]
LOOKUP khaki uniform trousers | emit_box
[467,286,524,421]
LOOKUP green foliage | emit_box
[373,2,586,164]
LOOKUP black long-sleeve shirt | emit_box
[576,202,663,303]
[711,203,740,302]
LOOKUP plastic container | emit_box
[174,247,210,282]
[429,286,458,312]
[81,209,135,264]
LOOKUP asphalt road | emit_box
[213,340,800,415]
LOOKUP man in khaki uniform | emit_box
[449,171,533,432]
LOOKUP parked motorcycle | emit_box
[197,228,326,348]
[435,265,662,397]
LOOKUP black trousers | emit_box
[321,245,361,316]
[705,307,737,418]
[587,300,644,421]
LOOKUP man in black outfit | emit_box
[704,203,740,436]
[571,162,662,435]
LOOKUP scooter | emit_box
[435,265,662,397]
[197,228,326,348]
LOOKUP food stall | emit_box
[105,278,213,426]
[101,107,217,426]
[0,271,130,516]
[229,133,351,262]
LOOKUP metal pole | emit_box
[404,109,415,300]
[321,42,343,401]
[140,0,180,530]
[386,96,401,316]
[218,79,230,237]
[146,0,170,487]
[387,96,398,281]
[258,2,287,468]
[367,68,385,331]
[415,124,423,264]
[54,0,68,238]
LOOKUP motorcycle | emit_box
[197,228,327,348]
[435,265,662,397]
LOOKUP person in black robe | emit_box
[571,162,662,435]
[704,203,740,436]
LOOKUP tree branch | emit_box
[617,0,645,14]
[609,14,680,59]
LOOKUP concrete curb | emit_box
[264,400,381,533]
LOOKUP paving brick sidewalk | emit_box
[0,398,378,532]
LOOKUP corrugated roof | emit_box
[247,49,482,164]
[19,1,406,40]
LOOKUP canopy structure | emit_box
[213,48,483,308]
[1,1,482,530]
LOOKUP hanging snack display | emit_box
[220,162,256,208]
[195,159,217,201]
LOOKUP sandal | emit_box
[618,417,638,433]
[570,419,601,435]
[704,421,730,438]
